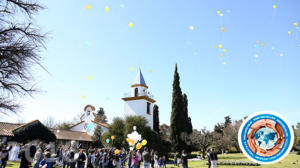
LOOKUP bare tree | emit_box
[0,0,46,114]
[43,116,55,128]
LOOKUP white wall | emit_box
[70,122,108,134]
[124,99,153,128]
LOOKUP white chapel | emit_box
[122,69,156,129]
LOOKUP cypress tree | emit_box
[183,94,193,134]
[170,64,186,152]
[153,104,160,133]
[187,117,193,134]
[182,93,189,133]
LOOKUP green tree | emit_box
[92,125,103,147]
[183,94,193,134]
[153,105,160,133]
[125,116,170,155]
[214,123,224,135]
[96,107,108,123]
[170,64,187,152]
[224,116,232,128]
[187,117,193,134]
[108,117,126,149]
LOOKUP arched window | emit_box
[134,88,138,97]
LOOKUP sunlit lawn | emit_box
[6,153,300,168]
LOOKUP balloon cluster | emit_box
[126,126,147,150]
[126,138,147,150]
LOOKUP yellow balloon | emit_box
[223,49,227,52]
[293,22,298,27]
[221,27,226,32]
[86,5,92,10]
[130,139,135,145]
[218,44,223,48]
[288,31,291,35]
[142,140,147,146]
[114,149,120,155]
[111,136,115,140]
[217,11,221,14]
[273,5,277,9]
[128,22,134,27]
[136,143,142,150]
[105,6,109,12]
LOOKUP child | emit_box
[39,153,53,168]
[158,157,164,168]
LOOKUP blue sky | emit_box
[1,0,300,130]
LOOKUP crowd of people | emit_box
[1,142,188,168]
[0,141,206,168]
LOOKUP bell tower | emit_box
[122,69,156,129]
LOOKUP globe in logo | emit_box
[238,111,294,164]
[254,127,278,150]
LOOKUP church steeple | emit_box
[131,68,148,88]
[122,68,156,129]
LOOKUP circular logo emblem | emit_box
[238,111,294,164]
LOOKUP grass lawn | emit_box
[166,153,300,168]
[6,153,300,168]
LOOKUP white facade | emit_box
[123,69,155,129]
[70,121,108,133]
[69,105,108,135]
[124,99,154,128]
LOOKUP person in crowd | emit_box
[142,148,150,168]
[68,149,76,168]
[57,146,63,162]
[87,149,95,168]
[112,155,121,168]
[98,149,104,168]
[209,149,218,168]
[33,148,44,168]
[162,156,166,168]
[173,154,177,167]
[130,152,139,168]
[153,151,158,168]
[177,157,181,167]
[181,150,188,168]
[127,151,132,168]
[157,157,163,168]
[62,146,69,168]
[77,149,86,168]
[0,149,9,168]
[0,148,2,166]
[39,153,53,168]
[136,150,141,168]
[9,144,20,162]
[149,150,154,168]
[19,145,36,168]
[94,150,100,168]
[207,149,211,168]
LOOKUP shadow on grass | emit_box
[219,156,247,160]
